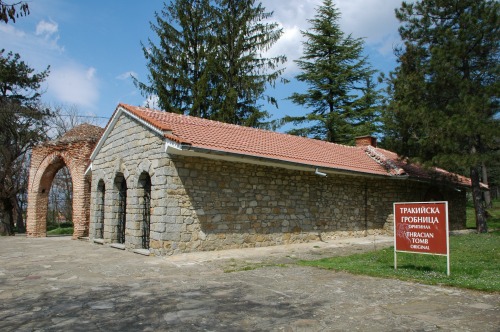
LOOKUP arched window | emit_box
[138,172,152,249]
[114,174,127,244]
[96,180,105,239]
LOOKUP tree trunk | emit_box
[14,196,25,233]
[0,199,14,236]
[0,209,8,235]
[470,166,488,233]
[481,162,492,208]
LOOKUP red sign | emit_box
[394,202,449,255]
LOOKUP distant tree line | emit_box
[382,0,499,232]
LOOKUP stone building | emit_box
[86,103,472,256]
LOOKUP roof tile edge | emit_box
[364,145,406,176]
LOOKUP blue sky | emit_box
[1,0,407,128]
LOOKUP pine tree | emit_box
[284,0,380,144]
[136,0,287,127]
[135,0,213,117]
[209,0,287,127]
[383,0,500,232]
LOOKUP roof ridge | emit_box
[119,103,360,150]
[365,146,406,176]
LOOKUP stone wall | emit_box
[89,113,167,249]
[90,113,466,256]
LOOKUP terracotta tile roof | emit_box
[116,103,476,187]
[119,103,390,176]
[366,146,484,188]
[44,123,104,145]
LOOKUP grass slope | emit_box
[300,200,500,292]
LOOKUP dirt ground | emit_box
[0,235,498,331]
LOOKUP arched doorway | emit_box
[47,165,73,232]
[138,172,152,249]
[26,124,104,239]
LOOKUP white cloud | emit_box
[263,0,319,28]
[34,19,62,53]
[0,23,26,38]
[260,0,318,75]
[36,19,59,37]
[265,25,303,77]
[336,0,401,41]
[143,95,160,109]
[262,0,404,74]
[1,19,64,68]
[47,64,99,109]
[1,18,100,109]
[86,67,96,80]
[116,71,138,80]
[335,0,404,56]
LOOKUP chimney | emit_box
[355,135,377,148]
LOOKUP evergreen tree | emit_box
[210,0,287,127]
[284,0,380,144]
[135,0,213,117]
[0,50,51,235]
[136,0,287,127]
[383,0,499,232]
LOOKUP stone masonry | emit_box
[89,113,466,256]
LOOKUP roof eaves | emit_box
[120,104,172,136]
[164,133,192,145]
[172,144,399,180]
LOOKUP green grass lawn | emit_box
[299,200,500,292]
[47,227,74,236]
[466,198,500,230]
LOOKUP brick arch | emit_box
[26,124,103,239]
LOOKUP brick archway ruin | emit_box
[26,124,103,239]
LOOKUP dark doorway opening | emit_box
[96,180,105,239]
[114,174,127,244]
[139,172,151,249]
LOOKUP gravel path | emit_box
[0,235,498,331]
